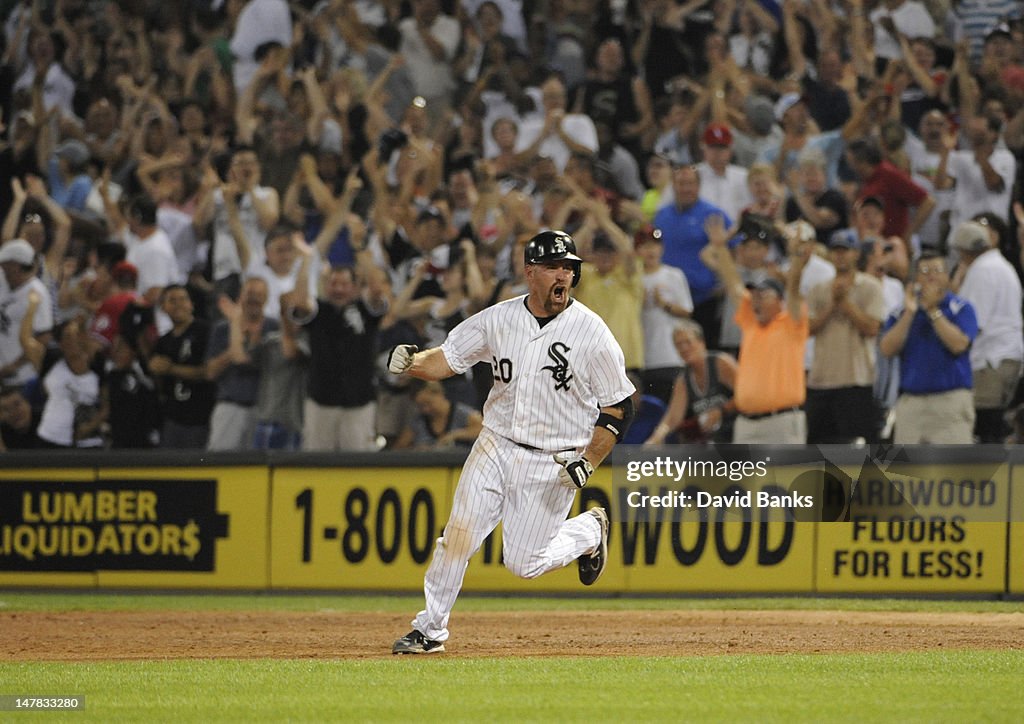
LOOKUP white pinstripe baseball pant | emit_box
[412,427,602,642]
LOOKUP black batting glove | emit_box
[553,454,594,489]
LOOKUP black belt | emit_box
[741,406,803,421]
[514,440,576,454]
[899,389,967,397]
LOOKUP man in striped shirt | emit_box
[387,230,635,654]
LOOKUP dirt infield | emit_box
[4,609,1024,660]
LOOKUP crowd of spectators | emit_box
[1,0,1023,452]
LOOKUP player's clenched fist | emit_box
[553,454,594,489]
[387,344,419,374]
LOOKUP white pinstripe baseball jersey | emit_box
[441,295,635,450]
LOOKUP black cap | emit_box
[747,277,785,297]
[859,195,884,211]
[416,206,445,224]
[737,212,777,245]
[828,229,859,249]
[985,22,1012,41]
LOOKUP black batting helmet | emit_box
[524,230,583,287]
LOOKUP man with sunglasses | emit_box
[879,252,978,443]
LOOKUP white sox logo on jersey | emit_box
[541,342,573,391]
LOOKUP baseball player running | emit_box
[389,230,636,654]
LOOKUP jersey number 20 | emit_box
[492,356,513,383]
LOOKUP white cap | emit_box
[0,239,36,266]
[784,220,816,244]
[774,93,803,122]
[950,221,991,253]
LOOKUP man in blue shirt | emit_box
[654,165,731,349]
[879,252,978,443]
[47,140,93,212]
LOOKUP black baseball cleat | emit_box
[579,507,609,585]
[392,630,445,655]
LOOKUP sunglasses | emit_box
[23,213,43,225]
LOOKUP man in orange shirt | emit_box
[701,216,811,443]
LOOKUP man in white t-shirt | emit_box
[245,226,320,320]
[120,196,181,305]
[905,110,953,250]
[12,28,76,116]
[515,74,599,172]
[951,220,1023,442]
[937,116,1016,237]
[159,205,202,282]
[636,226,693,402]
[870,0,936,62]
[193,147,280,300]
[697,124,752,223]
[229,0,292,94]
[785,221,836,371]
[398,0,461,122]
[0,239,53,387]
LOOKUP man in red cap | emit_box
[697,123,751,223]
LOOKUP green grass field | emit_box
[2,593,1023,723]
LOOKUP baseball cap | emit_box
[703,123,733,147]
[858,195,885,211]
[0,239,36,266]
[985,22,1012,42]
[950,221,990,253]
[828,229,859,249]
[745,95,775,135]
[747,277,785,297]
[55,139,90,167]
[774,93,804,122]
[416,206,445,224]
[796,146,827,169]
[737,212,776,245]
[646,152,672,166]
[111,260,139,285]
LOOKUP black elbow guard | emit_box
[596,396,635,442]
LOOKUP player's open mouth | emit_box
[552,285,567,302]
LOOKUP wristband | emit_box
[929,308,943,321]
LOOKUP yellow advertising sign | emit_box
[269,467,452,589]
[1008,462,1024,594]
[816,464,1008,593]
[1,453,1016,595]
[615,464,815,593]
